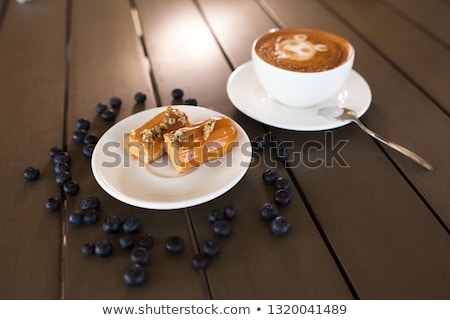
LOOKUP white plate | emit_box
[91,106,252,210]
[227,61,372,131]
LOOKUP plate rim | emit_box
[91,105,252,210]
[227,61,372,131]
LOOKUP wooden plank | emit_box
[384,0,450,47]
[0,0,67,299]
[323,0,450,114]
[257,0,450,298]
[136,0,354,299]
[64,0,207,299]
[320,0,450,228]
[259,0,450,230]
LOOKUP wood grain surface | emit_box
[0,0,448,300]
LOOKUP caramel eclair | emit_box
[125,106,189,164]
[164,116,238,173]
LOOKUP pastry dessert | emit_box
[125,106,189,164]
[164,116,238,173]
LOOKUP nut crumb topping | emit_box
[170,128,187,142]
[202,119,216,140]
[131,106,188,142]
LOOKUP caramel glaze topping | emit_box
[164,116,238,172]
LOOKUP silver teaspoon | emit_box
[319,107,433,171]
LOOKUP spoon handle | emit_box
[352,120,434,171]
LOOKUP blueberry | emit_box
[123,264,146,286]
[118,234,134,250]
[110,96,122,109]
[224,204,237,219]
[137,233,154,248]
[83,133,99,145]
[134,92,147,103]
[81,196,100,210]
[207,208,224,223]
[53,151,71,164]
[165,236,184,254]
[63,180,79,195]
[101,108,117,121]
[274,188,292,206]
[83,208,99,224]
[95,240,113,257]
[252,136,266,150]
[102,216,122,234]
[72,129,88,144]
[130,247,151,265]
[260,202,278,221]
[23,166,40,181]
[45,197,61,212]
[95,103,107,114]
[82,144,95,158]
[213,219,232,237]
[55,171,72,186]
[202,239,220,257]
[171,88,184,99]
[122,216,140,234]
[76,118,91,131]
[184,98,197,106]
[68,210,83,226]
[192,254,208,270]
[81,242,95,256]
[54,162,70,174]
[275,177,291,190]
[274,142,290,162]
[49,146,63,158]
[262,168,279,185]
[270,216,291,236]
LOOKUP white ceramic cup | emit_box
[251,28,355,108]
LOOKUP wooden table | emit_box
[0,0,449,300]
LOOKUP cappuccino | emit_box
[255,28,353,73]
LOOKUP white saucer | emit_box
[227,61,372,131]
[91,106,252,210]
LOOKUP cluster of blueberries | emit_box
[252,134,293,236]
[189,204,238,269]
[68,195,194,286]
[260,168,292,236]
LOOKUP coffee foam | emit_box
[256,29,353,72]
